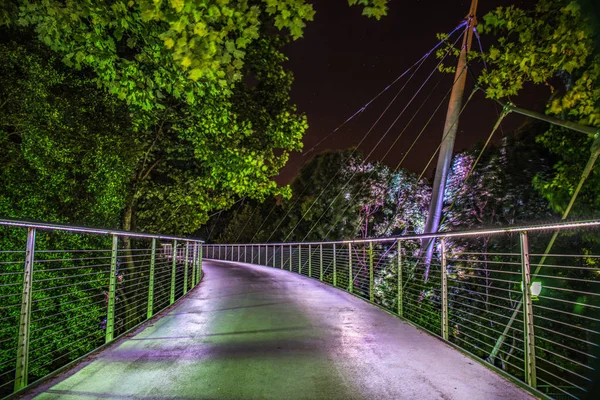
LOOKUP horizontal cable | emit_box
[535,335,596,359]
[535,377,578,400]
[533,303,600,323]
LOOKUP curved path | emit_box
[25,260,533,400]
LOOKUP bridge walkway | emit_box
[23,260,532,400]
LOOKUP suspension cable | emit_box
[438,107,509,229]
[252,22,467,243]
[271,51,432,242]
[295,29,468,242]
[376,75,477,238]
[328,74,457,240]
[302,21,468,157]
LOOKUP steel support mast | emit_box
[422,0,478,272]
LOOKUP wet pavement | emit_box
[24,260,534,399]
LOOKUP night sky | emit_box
[275,0,541,185]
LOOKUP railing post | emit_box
[14,228,36,391]
[258,244,261,265]
[198,243,203,283]
[299,244,302,274]
[194,243,199,284]
[289,245,292,272]
[333,243,337,287]
[244,245,247,263]
[192,243,197,288]
[266,246,269,266]
[238,245,241,262]
[280,245,283,269]
[441,237,448,341]
[251,245,254,263]
[106,234,118,343]
[183,242,189,294]
[520,232,537,388]
[369,242,374,302]
[319,244,323,281]
[348,243,353,293]
[147,238,156,319]
[397,240,403,318]
[218,244,221,260]
[308,244,312,278]
[170,239,177,304]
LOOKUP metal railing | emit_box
[0,218,203,398]
[205,220,600,400]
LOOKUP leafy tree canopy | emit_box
[0,1,390,235]
[1,0,387,111]
[478,0,600,218]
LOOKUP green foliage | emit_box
[212,148,430,243]
[277,149,391,241]
[348,0,389,20]
[0,30,307,236]
[442,123,555,229]
[0,229,111,394]
[478,0,600,218]
[4,0,386,112]
[0,37,135,227]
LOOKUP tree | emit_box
[272,150,390,241]
[442,122,555,230]
[1,1,391,235]
[372,169,430,237]
[0,35,135,228]
[478,0,600,218]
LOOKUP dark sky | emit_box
[275,0,541,185]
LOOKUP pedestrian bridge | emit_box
[19,261,531,400]
[1,218,598,399]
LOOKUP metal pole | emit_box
[238,245,241,262]
[333,243,337,287]
[251,245,254,263]
[299,244,302,274]
[308,244,312,278]
[348,243,353,293]
[14,228,36,391]
[192,243,197,288]
[289,245,292,272]
[369,242,374,302]
[183,242,189,294]
[147,238,156,319]
[198,243,203,283]
[397,240,403,317]
[441,238,449,340]
[520,232,537,388]
[105,234,118,343]
[280,244,283,269]
[320,244,323,281]
[170,239,177,304]
[422,0,479,269]
[244,245,247,263]
[500,100,599,136]
[196,243,204,283]
[258,244,261,265]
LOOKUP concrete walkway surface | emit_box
[23,260,534,400]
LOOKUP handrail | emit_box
[0,218,204,242]
[208,219,600,245]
